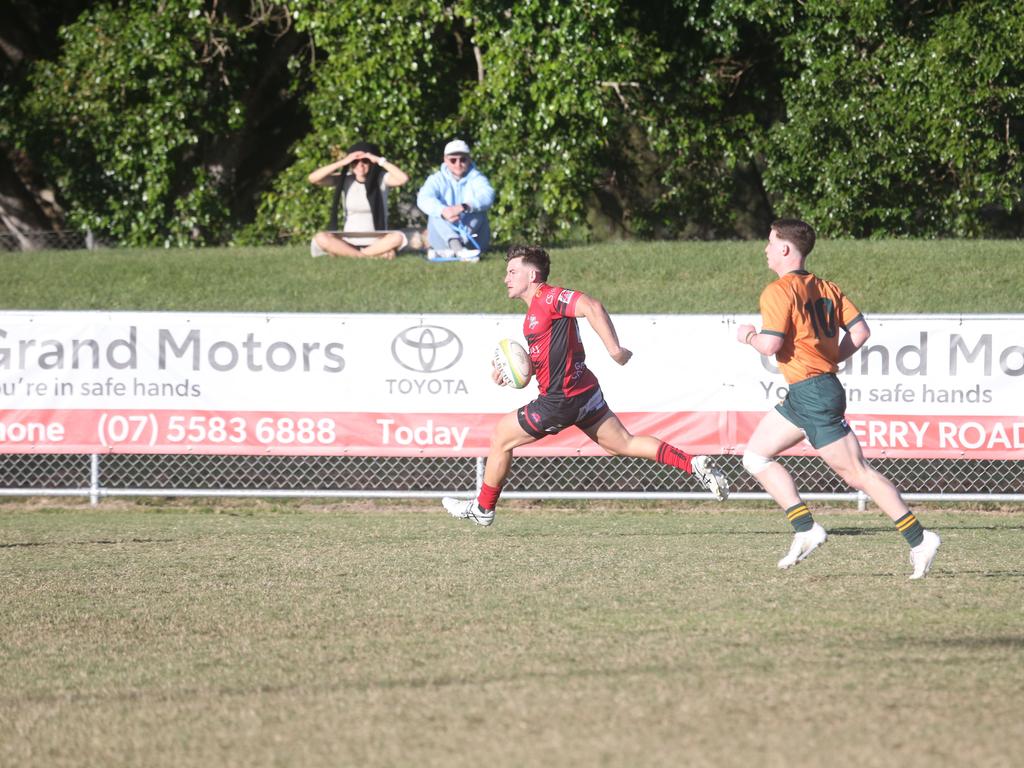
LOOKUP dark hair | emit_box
[327,140,386,230]
[771,218,816,257]
[505,244,550,282]
[347,140,381,156]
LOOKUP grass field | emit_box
[2,499,1022,768]
[3,239,1024,313]
[3,240,1022,766]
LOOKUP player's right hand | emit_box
[610,347,632,365]
[491,363,507,386]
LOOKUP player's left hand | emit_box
[610,347,632,365]
[491,363,507,386]
[736,323,755,344]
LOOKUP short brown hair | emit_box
[505,244,550,282]
[771,218,816,257]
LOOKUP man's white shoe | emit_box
[456,248,480,262]
[310,237,327,257]
[777,522,828,569]
[909,529,940,579]
[691,455,729,500]
[426,248,457,262]
[442,497,495,526]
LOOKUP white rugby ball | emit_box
[493,338,533,388]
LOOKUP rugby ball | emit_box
[493,338,533,388]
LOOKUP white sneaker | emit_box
[310,237,327,257]
[691,455,729,500]
[456,248,480,262]
[777,522,828,569]
[426,248,456,262]
[909,529,940,580]
[442,497,495,526]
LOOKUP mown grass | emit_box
[2,239,1024,313]
[3,240,1022,766]
[1,499,1022,768]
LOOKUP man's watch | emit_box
[461,203,471,213]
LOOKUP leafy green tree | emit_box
[762,0,1024,237]
[10,1,306,246]
[251,0,782,243]
[4,0,1022,247]
[243,0,469,242]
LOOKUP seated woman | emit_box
[309,141,409,259]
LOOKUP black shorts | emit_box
[517,387,610,438]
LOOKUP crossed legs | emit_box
[313,230,404,259]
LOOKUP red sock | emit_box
[477,482,502,511]
[655,441,693,474]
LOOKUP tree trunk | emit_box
[0,152,58,250]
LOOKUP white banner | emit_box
[1,311,1021,458]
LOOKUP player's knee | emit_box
[742,449,774,476]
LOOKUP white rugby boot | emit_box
[691,455,729,501]
[909,529,941,579]
[442,497,495,527]
[777,522,828,569]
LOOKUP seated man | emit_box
[416,139,495,262]
[309,141,409,259]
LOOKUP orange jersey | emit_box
[759,270,863,384]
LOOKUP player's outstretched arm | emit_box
[575,294,632,365]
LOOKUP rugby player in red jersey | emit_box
[442,244,728,526]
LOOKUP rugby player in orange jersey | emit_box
[736,219,940,579]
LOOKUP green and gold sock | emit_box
[895,512,924,547]
[786,502,814,533]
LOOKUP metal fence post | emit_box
[90,454,100,506]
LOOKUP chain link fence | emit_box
[0,229,118,251]
[0,453,1021,505]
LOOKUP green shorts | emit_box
[775,373,851,449]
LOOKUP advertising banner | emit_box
[1,312,1021,458]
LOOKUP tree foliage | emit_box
[2,0,1021,247]
[763,0,1024,237]
[4,0,307,246]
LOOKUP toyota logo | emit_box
[391,325,463,372]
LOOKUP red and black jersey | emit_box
[523,284,599,397]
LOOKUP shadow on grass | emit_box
[907,635,1024,648]
[827,523,1024,536]
[0,537,174,548]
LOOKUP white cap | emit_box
[443,139,471,156]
